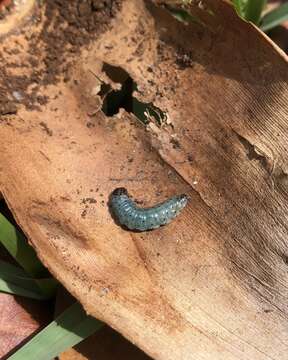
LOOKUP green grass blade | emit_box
[0,259,28,277]
[8,302,103,360]
[244,0,267,24]
[0,278,48,299]
[0,260,57,299]
[35,278,58,298]
[0,213,46,277]
[0,260,40,291]
[232,0,248,18]
[260,3,288,32]
[167,6,204,25]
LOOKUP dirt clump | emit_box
[0,0,122,114]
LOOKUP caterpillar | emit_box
[109,187,188,231]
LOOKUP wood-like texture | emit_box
[0,0,287,359]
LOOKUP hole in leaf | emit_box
[99,63,167,126]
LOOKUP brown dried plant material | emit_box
[0,0,288,359]
[0,0,34,33]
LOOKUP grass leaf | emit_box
[232,0,248,18]
[8,302,103,360]
[244,0,267,24]
[0,213,46,277]
[0,278,48,300]
[0,260,57,299]
[35,278,58,298]
[260,3,288,32]
[166,5,204,25]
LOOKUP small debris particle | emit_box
[81,209,87,218]
[81,197,97,204]
[12,91,23,101]
[99,287,109,297]
[86,121,95,128]
[39,121,53,136]
[175,48,194,69]
[36,95,49,106]
[187,154,193,163]
[170,137,181,149]
[135,199,144,205]
[60,196,70,201]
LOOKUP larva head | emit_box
[112,187,129,197]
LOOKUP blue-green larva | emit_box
[109,188,188,231]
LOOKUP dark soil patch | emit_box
[0,0,122,114]
[0,0,14,20]
[175,48,194,69]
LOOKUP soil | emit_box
[0,0,122,114]
[0,0,13,20]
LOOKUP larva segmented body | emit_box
[109,188,188,231]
